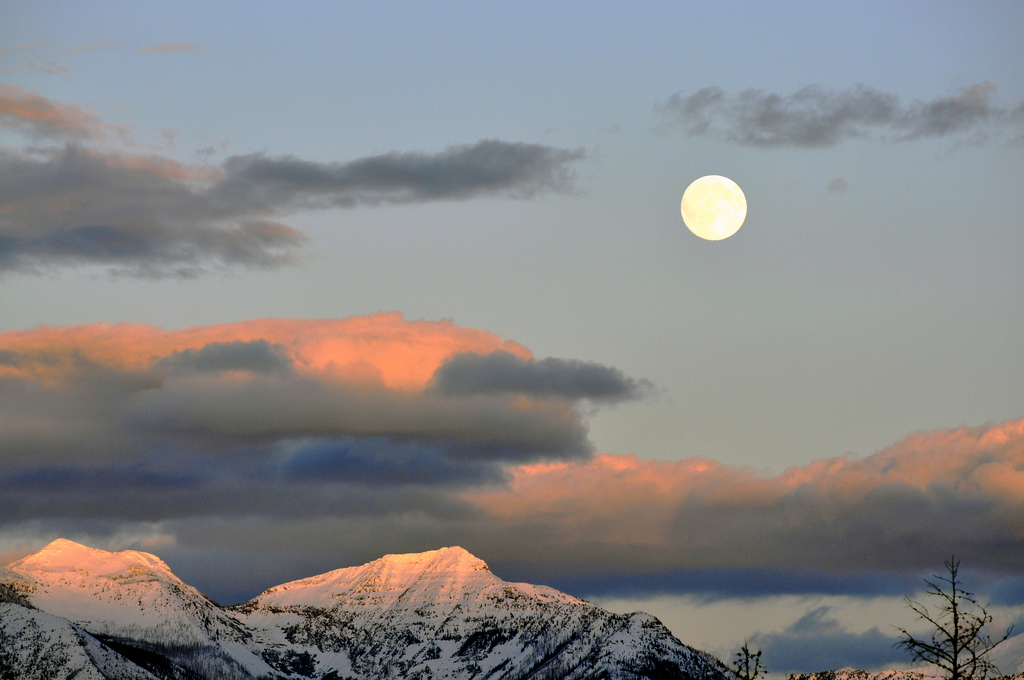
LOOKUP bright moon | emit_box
[680,175,747,241]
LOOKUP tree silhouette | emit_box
[733,641,766,680]
[895,556,1011,680]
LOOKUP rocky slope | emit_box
[0,539,737,680]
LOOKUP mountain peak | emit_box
[377,546,488,572]
[251,546,509,610]
[11,538,173,578]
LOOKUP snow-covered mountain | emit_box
[0,539,737,680]
[1,538,272,678]
[0,597,159,680]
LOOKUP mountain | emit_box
[991,632,1024,675]
[2,537,270,679]
[0,599,159,680]
[0,539,737,680]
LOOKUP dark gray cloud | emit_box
[0,353,590,471]
[216,140,585,207]
[0,88,585,276]
[748,607,906,673]
[0,145,307,276]
[281,437,506,487]
[432,350,653,402]
[658,82,1020,147]
[156,340,293,375]
[0,317,607,527]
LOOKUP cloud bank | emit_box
[3,312,1024,604]
[0,314,650,527]
[467,417,1024,591]
[658,82,1022,147]
[0,87,585,276]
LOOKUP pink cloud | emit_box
[466,417,1024,572]
[0,314,595,473]
[0,84,122,140]
[0,313,531,390]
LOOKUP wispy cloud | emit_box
[658,82,1022,147]
[59,40,122,57]
[0,90,586,276]
[216,140,585,206]
[0,84,121,140]
[25,61,71,76]
[139,42,199,53]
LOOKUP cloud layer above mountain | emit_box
[2,314,1024,604]
[0,314,636,524]
[469,417,1024,587]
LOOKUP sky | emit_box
[1,1,1023,673]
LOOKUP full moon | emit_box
[680,175,747,241]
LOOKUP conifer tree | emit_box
[895,556,1011,680]
[733,641,766,680]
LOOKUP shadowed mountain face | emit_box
[0,539,737,680]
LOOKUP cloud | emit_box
[59,40,122,56]
[139,42,198,53]
[25,61,71,76]
[826,177,849,193]
[0,84,121,140]
[747,607,906,673]
[6,313,1024,607]
[214,140,585,207]
[0,124,584,275]
[465,417,1024,592]
[431,350,653,401]
[156,340,293,375]
[0,314,646,524]
[658,82,1021,147]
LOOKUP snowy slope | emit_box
[5,538,248,644]
[2,538,277,678]
[0,601,159,680]
[989,630,1024,675]
[3,540,737,680]
[235,546,736,679]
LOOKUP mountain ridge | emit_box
[1,538,737,680]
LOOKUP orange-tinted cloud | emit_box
[0,313,530,390]
[0,84,121,140]
[0,313,612,482]
[466,417,1024,574]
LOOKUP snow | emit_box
[0,602,159,680]
[253,544,583,613]
[2,539,736,680]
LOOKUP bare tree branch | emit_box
[894,557,1011,680]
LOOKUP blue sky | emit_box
[2,1,1024,673]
